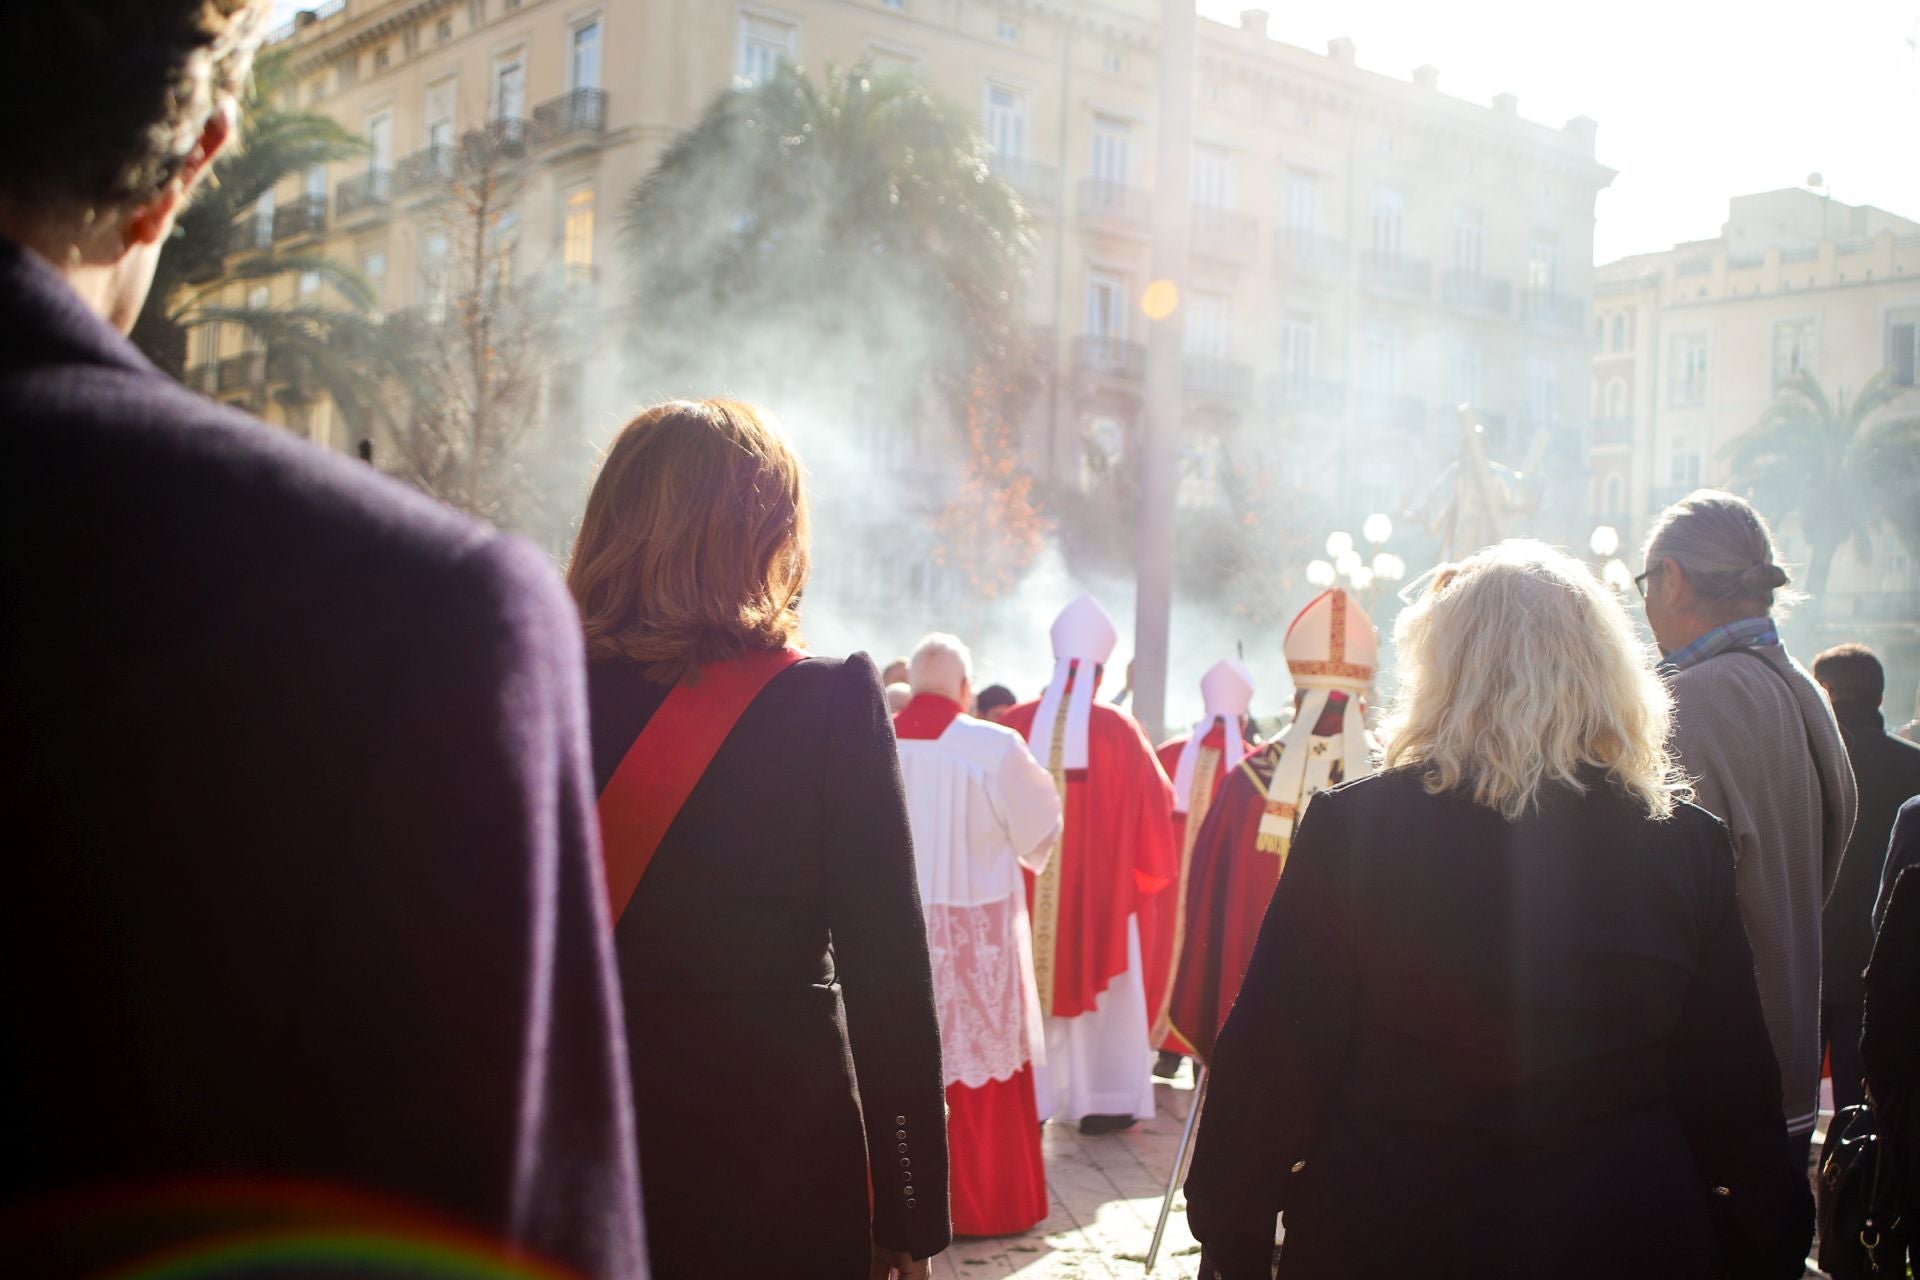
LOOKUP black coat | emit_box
[1185,769,1812,1280]
[588,654,949,1277]
[0,237,645,1277]
[1824,706,1920,1006]
[1864,858,1920,1226]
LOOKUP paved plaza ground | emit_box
[939,1065,1833,1279]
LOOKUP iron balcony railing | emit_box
[216,350,265,393]
[393,145,455,196]
[1522,290,1587,333]
[336,168,392,218]
[272,193,327,241]
[1360,251,1432,298]
[1273,229,1348,280]
[533,89,608,146]
[229,212,274,254]
[1077,179,1151,230]
[1442,270,1511,315]
[1073,335,1147,381]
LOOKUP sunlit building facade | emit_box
[213,0,1610,586]
[1590,188,1920,709]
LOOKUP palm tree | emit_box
[132,49,377,416]
[1724,369,1920,606]
[621,59,1035,410]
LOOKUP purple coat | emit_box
[0,237,646,1278]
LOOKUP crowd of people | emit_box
[9,5,1920,1280]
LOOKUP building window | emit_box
[563,188,595,283]
[421,230,450,321]
[1080,416,1125,491]
[1449,344,1482,409]
[996,18,1019,41]
[1282,170,1319,232]
[367,109,394,173]
[983,84,1029,160]
[245,287,270,348]
[1282,312,1316,382]
[737,15,796,87]
[361,250,388,304]
[1178,435,1225,511]
[425,78,457,153]
[298,270,320,300]
[1670,442,1702,489]
[1603,473,1624,514]
[488,210,519,293]
[1610,311,1629,352]
[867,47,918,78]
[252,187,275,250]
[192,320,220,368]
[303,163,327,200]
[1090,115,1130,186]
[1889,310,1920,386]
[436,17,453,42]
[373,45,390,71]
[1669,333,1709,407]
[1452,207,1484,277]
[1772,318,1818,387]
[1103,49,1125,73]
[1084,270,1128,340]
[1370,187,1405,261]
[1528,358,1558,424]
[1186,292,1229,359]
[571,18,603,93]
[493,50,527,120]
[1526,230,1559,298]
[1361,326,1400,394]
[1191,143,1231,210]
[1604,377,1628,418]
[882,0,904,8]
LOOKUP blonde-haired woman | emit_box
[1184,541,1812,1280]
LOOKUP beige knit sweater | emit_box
[1669,643,1857,1135]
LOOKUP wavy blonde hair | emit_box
[1382,540,1688,821]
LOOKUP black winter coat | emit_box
[1184,769,1812,1280]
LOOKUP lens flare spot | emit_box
[1140,279,1179,321]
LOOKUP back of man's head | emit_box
[1813,643,1884,712]
[909,633,972,701]
[0,2,268,233]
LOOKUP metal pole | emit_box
[1133,0,1198,745]
[1145,1066,1208,1272]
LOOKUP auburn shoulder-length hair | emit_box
[1382,540,1688,821]
[568,399,809,684]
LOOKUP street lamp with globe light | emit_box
[1588,523,1632,594]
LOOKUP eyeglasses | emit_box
[1633,565,1663,599]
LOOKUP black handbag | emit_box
[1819,1103,1910,1277]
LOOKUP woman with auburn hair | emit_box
[1183,541,1812,1280]
[569,400,949,1279]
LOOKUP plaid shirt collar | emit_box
[1661,615,1780,674]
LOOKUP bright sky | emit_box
[268,0,1917,263]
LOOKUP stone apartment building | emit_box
[203,0,1612,616]
[1590,187,1920,710]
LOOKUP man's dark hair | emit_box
[975,684,1017,716]
[0,1,269,221]
[1813,643,1884,710]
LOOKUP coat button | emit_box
[896,1116,907,1126]
[897,1143,908,1153]
[1290,1160,1307,1173]
[906,1198,917,1208]
[900,1157,911,1168]
[1712,1186,1731,1197]
[905,1186,914,1196]
[896,1130,907,1140]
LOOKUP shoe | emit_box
[1153,1050,1184,1079]
[1078,1113,1138,1135]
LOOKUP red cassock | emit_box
[1167,695,1354,1065]
[1000,699,1178,1020]
[1143,723,1235,1054]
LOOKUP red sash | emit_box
[596,647,803,922]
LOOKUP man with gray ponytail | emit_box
[1640,489,1858,1160]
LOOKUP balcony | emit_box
[1522,290,1586,334]
[1353,388,1426,433]
[1190,204,1259,263]
[393,145,455,196]
[1078,179,1151,233]
[228,212,274,255]
[1360,251,1432,299]
[1269,374,1346,417]
[336,169,392,220]
[1183,354,1253,403]
[990,156,1060,210]
[1073,335,1147,382]
[533,89,608,154]
[216,350,265,394]
[272,193,327,242]
[185,362,219,395]
[1272,229,1347,282]
[466,117,532,165]
[1592,416,1634,447]
[1442,271,1511,316]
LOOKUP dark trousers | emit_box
[1826,997,1867,1115]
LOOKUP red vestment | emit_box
[1167,696,1351,1064]
[1142,723,1239,1054]
[1000,697,1178,1019]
